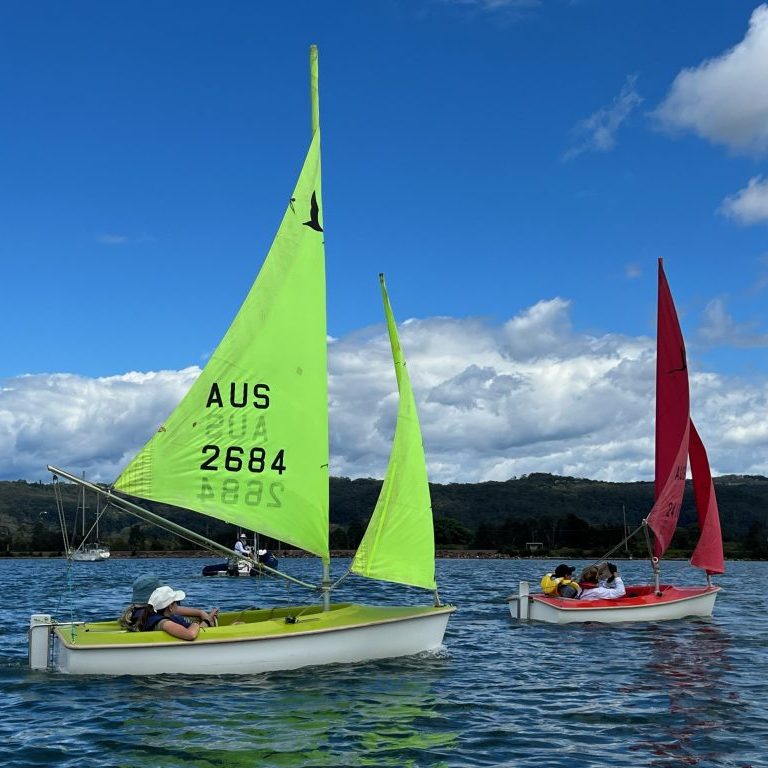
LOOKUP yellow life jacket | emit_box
[540,573,559,594]
[540,574,579,596]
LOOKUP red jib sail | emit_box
[689,419,725,575]
[647,259,690,558]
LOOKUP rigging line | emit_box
[589,523,645,569]
[53,477,70,554]
[106,496,316,590]
[53,556,78,643]
[329,568,352,591]
[104,495,318,590]
[48,465,319,591]
[77,518,103,549]
[52,476,76,635]
[67,561,76,643]
[71,486,110,548]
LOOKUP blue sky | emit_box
[2,1,768,485]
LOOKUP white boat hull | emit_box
[69,547,110,562]
[508,582,720,624]
[30,603,455,676]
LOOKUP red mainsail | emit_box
[646,260,724,573]
[647,259,690,558]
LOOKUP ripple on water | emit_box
[1,558,768,767]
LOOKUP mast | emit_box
[310,44,320,136]
[81,473,86,540]
[310,43,331,611]
[622,505,629,556]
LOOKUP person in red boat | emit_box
[541,564,581,598]
[579,562,626,601]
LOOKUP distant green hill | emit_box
[1,473,766,557]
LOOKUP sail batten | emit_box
[114,130,329,561]
[350,275,437,591]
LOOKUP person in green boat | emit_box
[120,574,219,632]
[136,585,215,640]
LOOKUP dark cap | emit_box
[132,573,163,604]
[554,564,575,578]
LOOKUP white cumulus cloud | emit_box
[719,175,768,224]
[3,303,767,487]
[698,297,768,347]
[0,369,199,483]
[654,5,768,154]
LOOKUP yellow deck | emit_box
[54,602,455,649]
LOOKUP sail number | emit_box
[198,478,283,508]
[663,464,686,517]
[200,445,286,474]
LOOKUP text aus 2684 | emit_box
[197,382,287,507]
[198,446,286,507]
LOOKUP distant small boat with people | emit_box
[201,531,278,576]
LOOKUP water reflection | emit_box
[628,622,742,766]
[3,558,768,767]
[77,657,458,768]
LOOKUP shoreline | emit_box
[3,549,515,559]
[0,550,705,561]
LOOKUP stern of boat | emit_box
[28,614,54,671]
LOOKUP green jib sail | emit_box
[114,129,329,561]
[351,275,437,590]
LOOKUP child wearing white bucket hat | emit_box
[119,574,219,632]
[149,586,186,610]
[133,585,220,640]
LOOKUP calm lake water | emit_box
[1,556,765,767]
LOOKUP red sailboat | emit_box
[510,259,724,623]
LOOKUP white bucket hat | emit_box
[148,585,186,611]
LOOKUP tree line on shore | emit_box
[1,472,766,558]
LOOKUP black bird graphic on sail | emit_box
[667,344,688,374]
[303,191,323,232]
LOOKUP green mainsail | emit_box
[350,274,437,590]
[114,128,329,561]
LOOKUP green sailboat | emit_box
[30,46,454,675]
